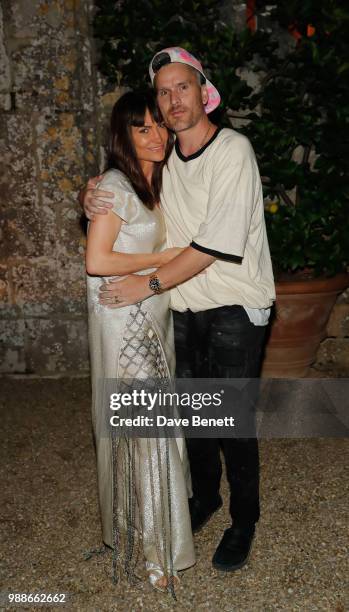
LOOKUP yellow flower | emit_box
[269,203,279,214]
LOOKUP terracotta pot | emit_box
[262,273,349,378]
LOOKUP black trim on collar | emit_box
[175,126,222,162]
[191,241,243,263]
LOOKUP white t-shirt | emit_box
[161,127,275,324]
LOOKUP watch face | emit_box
[149,276,161,293]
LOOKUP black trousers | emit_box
[173,305,266,527]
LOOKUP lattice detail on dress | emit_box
[112,302,174,594]
[118,303,170,383]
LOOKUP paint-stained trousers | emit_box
[173,305,266,527]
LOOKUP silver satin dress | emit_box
[86,169,195,579]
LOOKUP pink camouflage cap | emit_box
[149,47,221,114]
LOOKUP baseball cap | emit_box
[149,47,221,114]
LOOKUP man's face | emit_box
[155,63,208,132]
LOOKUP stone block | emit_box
[0,4,11,99]
[36,111,85,208]
[0,263,13,314]
[326,303,349,338]
[24,317,89,375]
[0,93,11,110]
[0,317,25,344]
[0,115,56,258]
[0,204,56,260]
[0,0,109,375]
[0,346,26,373]
[11,259,86,317]
[37,1,63,30]
[57,205,86,259]
[0,319,26,372]
[10,34,81,112]
[1,115,37,203]
[55,256,87,314]
[11,261,56,317]
[9,0,40,36]
[0,109,86,262]
[316,338,349,374]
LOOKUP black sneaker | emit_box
[212,524,255,571]
[189,496,223,533]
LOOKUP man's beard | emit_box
[166,107,194,132]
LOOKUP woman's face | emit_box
[131,109,168,164]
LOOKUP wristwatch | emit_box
[149,273,163,294]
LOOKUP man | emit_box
[82,47,275,571]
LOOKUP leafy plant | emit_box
[243,0,349,276]
[93,0,259,108]
[93,0,349,278]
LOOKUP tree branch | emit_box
[276,186,296,207]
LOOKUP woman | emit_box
[85,90,195,593]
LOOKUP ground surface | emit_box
[0,378,348,612]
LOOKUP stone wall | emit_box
[0,0,348,376]
[316,290,349,375]
[0,0,105,376]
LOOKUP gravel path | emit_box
[0,378,347,612]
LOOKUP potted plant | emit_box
[93,0,349,376]
[238,1,349,376]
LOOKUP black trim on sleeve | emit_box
[190,241,243,263]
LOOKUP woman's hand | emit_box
[158,247,185,266]
[99,275,151,308]
[80,176,114,221]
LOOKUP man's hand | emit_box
[99,275,152,308]
[80,176,114,221]
[99,246,214,308]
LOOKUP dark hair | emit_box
[106,90,173,209]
